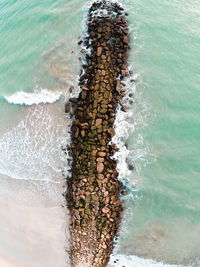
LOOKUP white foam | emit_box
[109,254,183,267]
[4,88,62,106]
[0,104,71,182]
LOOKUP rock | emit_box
[102,206,110,214]
[69,86,74,93]
[74,128,79,138]
[121,104,127,112]
[96,158,105,163]
[82,85,89,91]
[116,79,120,93]
[104,191,109,197]
[102,243,107,249]
[97,47,102,57]
[69,98,78,103]
[122,190,127,196]
[96,118,102,125]
[98,64,104,69]
[121,70,126,76]
[98,152,106,157]
[98,174,104,179]
[97,162,104,173]
[128,164,134,170]
[81,130,85,137]
[65,102,70,113]
[67,1,130,264]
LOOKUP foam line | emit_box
[5,89,62,106]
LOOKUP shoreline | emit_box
[66,1,130,266]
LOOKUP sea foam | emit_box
[109,254,183,267]
[0,104,70,182]
[4,88,62,106]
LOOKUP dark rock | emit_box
[65,102,70,113]
[69,98,78,103]
[69,86,74,93]
[128,164,134,170]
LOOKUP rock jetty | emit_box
[66,1,130,266]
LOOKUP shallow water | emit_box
[0,0,200,266]
[115,0,200,266]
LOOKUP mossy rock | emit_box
[101,108,107,114]
[104,91,109,98]
[93,100,98,108]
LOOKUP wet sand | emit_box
[0,100,71,267]
[0,177,69,267]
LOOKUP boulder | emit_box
[82,85,89,91]
[102,206,110,214]
[97,162,104,173]
[96,158,105,163]
[98,152,106,157]
[65,102,70,113]
[96,118,102,125]
[69,98,78,103]
[97,47,102,57]
[116,79,121,93]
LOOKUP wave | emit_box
[0,104,71,182]
[109,254,184,267]
[4,89,62,106]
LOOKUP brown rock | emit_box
[123,36,129,45]
[116,79,121,93]
[104,191,109,197]
[97,162,104,173]
[82,85,89,91]
[121,70,126,76]
[69,86,74,93]
[74,128,79,138]
[96,118,102,125]
[98,152,106,157]
[65,102,70,113]
[81,130,85,137]
[97,47,102,57]
[98,174,104,179]
[121,104,127,112]
[102,206,110,214]
[102,243,107,249]
[69,97,78,103]
[96,158,104,163]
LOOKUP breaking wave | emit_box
[109,254,183,267]
[4,88,62,106]
[0,104,71,182]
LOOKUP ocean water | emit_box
[0,0,199,266]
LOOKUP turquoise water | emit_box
[118,0,200,265]
[0,0,82,132]
[0,0,200,266]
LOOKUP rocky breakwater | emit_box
[66,1,130,266]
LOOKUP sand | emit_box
[0,175,69,267]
